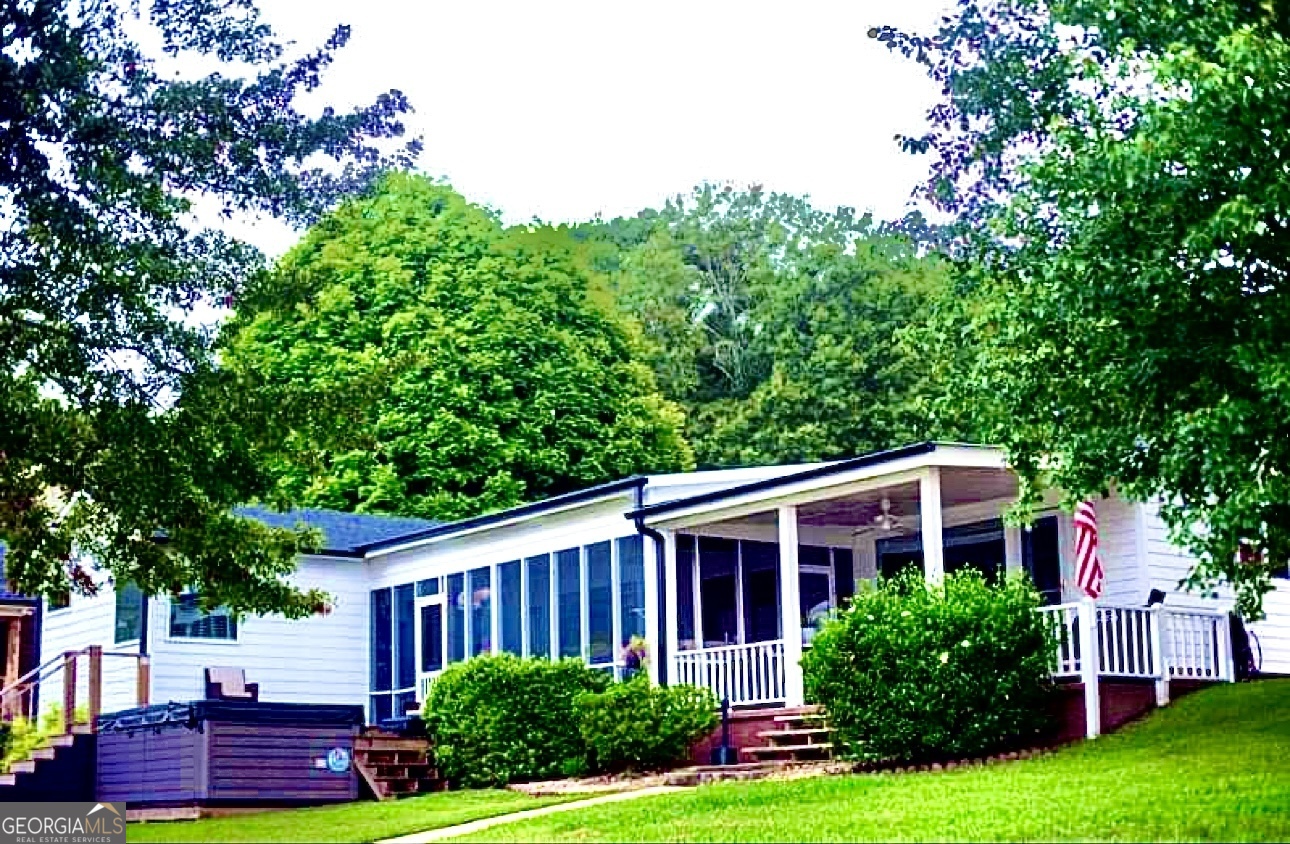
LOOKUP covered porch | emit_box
[635,443,1233,735]
[639,445,1027,709]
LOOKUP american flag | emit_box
[1073,501,1104,599]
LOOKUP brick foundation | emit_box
[1049,678,1212,744]
[689,707,802,765]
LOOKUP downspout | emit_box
[631,482,669,686]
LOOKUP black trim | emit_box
[625,442,942,521]
[631,483,669,686]
[356,476,649,553]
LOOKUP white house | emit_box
[31,442,1290,726]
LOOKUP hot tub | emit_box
[96,700,364,807]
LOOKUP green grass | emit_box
[452,680,1290,842]
[126,789,585,844]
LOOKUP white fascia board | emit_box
[646,445,1008,531]
[362,489,639,560]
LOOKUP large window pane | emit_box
[800,544,831,569]
[677,534,696,651]
[447,573,465,664]
[945,519,1006,583]
[114,582,144,644]
[741,540,780,643]
[395,583,415,689]
[556,548,582,658]
[469,566,492,657]
[499,560,522,655]
[587,541,613,664]
[526,554,551,658]
[370,588,392,692]
[698,537,738,647]
[616,535,645,649]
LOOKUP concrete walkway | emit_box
[377,786,688,844]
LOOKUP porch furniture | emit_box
[204,667,259,702]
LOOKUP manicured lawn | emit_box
[452,680,1290,843]
[126,789,585,844]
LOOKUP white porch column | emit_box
[778,504,805,707]
[643,533,661,685]
[662,529,679,686]
[920,467,945,584]
[1078,596,1102,738]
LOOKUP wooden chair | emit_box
[204,667,260,702]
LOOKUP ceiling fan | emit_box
[852,496,903,537]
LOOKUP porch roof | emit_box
[626,441,1009,526]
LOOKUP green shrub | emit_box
[802,569,1056,764]
[1,705,79,773]
[575,675,718,773]
[423,654,610,787]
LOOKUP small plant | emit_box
[575,675,717,773]
[620,636,649,680]
[802,569,1056,764]
[0,705,84,773]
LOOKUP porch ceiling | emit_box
[702,467,1017,529]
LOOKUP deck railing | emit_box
[672,639,786,707]
[0,646,150,733]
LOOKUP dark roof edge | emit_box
[625,441,942,521]
[357,476,649,554]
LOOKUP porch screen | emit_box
[616,535,646,649]
[525,554,551,658]
[587,541,613,665]
[1022,516,1063,605]
[698,537,738,647]
[741,540,780,643]
[677,535,696,650]
[469,566,492,657]
[556,548,582,658]
[394,583,416,691]
[499,560,522,655]
[447,573,465,664]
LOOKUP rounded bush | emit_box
[423,654,610,787]
[802,569,1056,763]
[575,675,718,773]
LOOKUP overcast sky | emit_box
[235,0,953,257]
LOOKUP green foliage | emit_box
[225,174,692,521]
[877,0,1290,617]
[1,705,84,773]
[575,675,717,774]
[0,0,416,614]
[581,185,961,468]
[422,654,611,788]
[802,571,1055,764]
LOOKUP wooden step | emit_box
[46,735,75,748]
[745,743,834,756]
[773,712,827,723]
[0,774,14,787]
[373,763,432,780]
[29,748,55,761]
[758,728,832,740]
[71,724,93,735]
[354,737,429,752]
[9,761,36,774]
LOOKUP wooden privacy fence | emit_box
[0,646,151,734]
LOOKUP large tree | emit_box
[0,0,417,614]
[223,174,693,521]
[877,0,1290,615]
[581,185,957,467]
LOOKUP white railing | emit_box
[1037,603,1083,677]
[1164,609,1233,681]
[1037,598,1234,739]
[1095,605,1160,679]
[672,639,786,706]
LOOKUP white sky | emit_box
[232,0,953,258]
